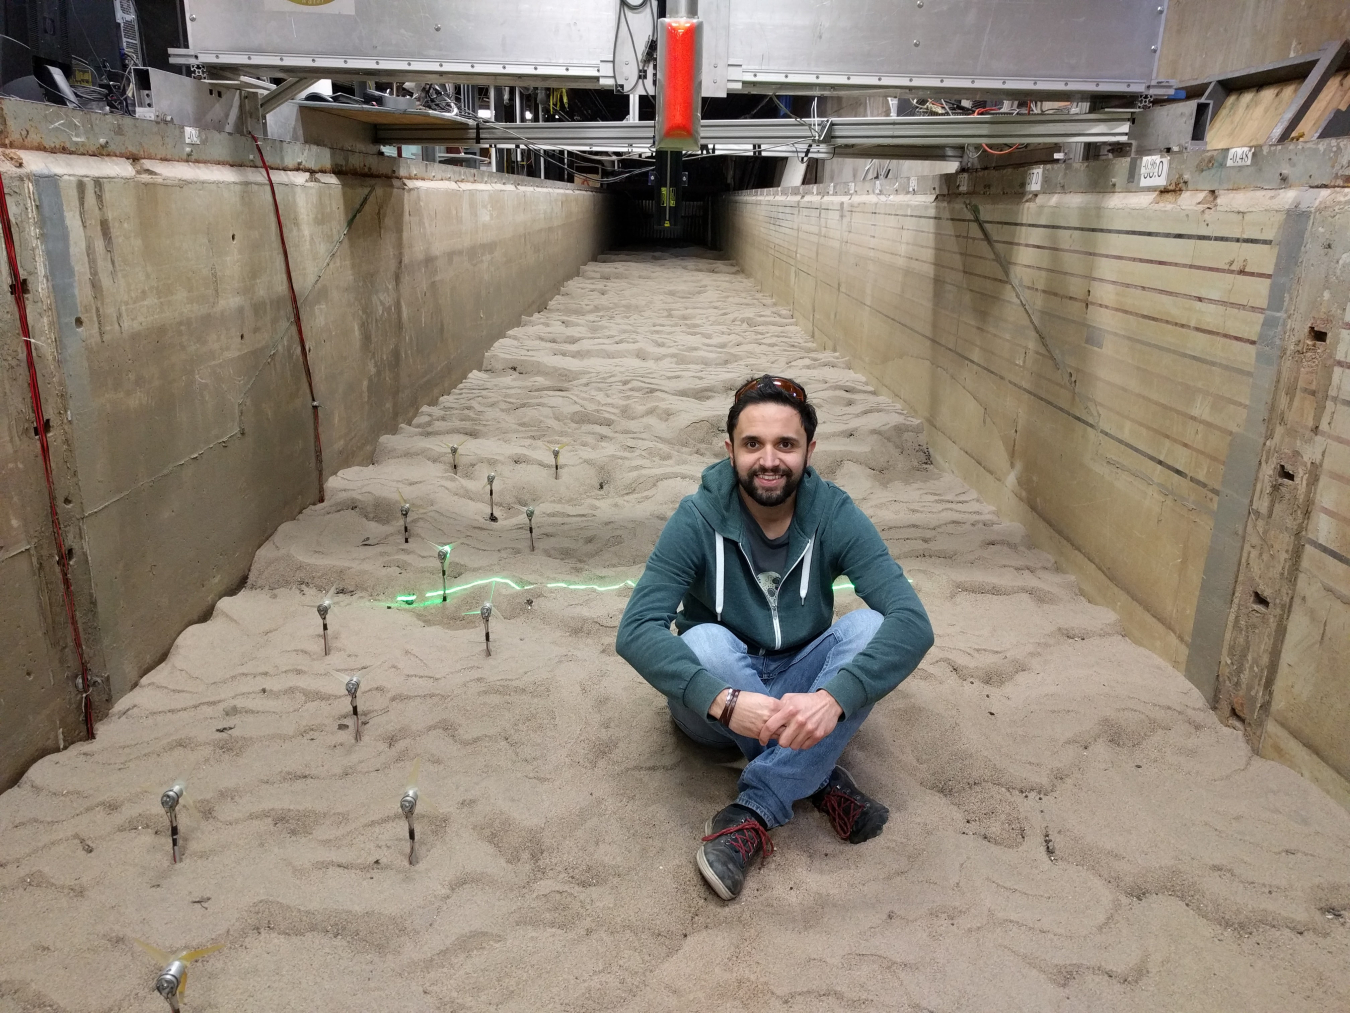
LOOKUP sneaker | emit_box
[811,766,889,843]
[696,803,774,900]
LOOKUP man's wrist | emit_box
[708,688,730,719]
[816,689,844,718]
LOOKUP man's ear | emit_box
[725,437,734,458]
[805,439,817,466]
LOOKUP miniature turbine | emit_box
[525,505,536,552]
[445,440,464,475]
[428,540,452,602]
[401,757,422,866]
[160,781,188,864]
[344,675,362,743]
[314,586,336,659]
[486,472,498,523]
[551,444,568,480]
[134,939,224,1013]
[398,489,411,544]
[480,601,493,657]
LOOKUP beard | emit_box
[736,460,804,507]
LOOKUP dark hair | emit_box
[726,379,818,442]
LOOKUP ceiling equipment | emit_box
[172,0,1173,102]
[655,0,701,151]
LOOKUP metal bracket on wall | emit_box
[259,78,322,118]
[1180,41,1350,142]
[965,201,1099,426]
[1267,40,1348,144]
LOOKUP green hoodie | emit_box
[616,458,933,719]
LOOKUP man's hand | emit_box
[709,689,777,740]
[759,691,843,750]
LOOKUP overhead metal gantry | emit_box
[316,103,1135,158]
[174,0,1173,101]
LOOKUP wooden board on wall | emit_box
[1207,81,1302,148]
[1297,69,1350,138]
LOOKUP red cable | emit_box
[0,175,95,739]
[972,106,1023,155]
[249,133,325,503]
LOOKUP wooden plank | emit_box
[1207,81,1302,148]
[1268,41,1349,143]
[1297,69,1350,139]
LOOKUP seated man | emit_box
[616,375,933,900]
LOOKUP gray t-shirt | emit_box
[738,496,790,603]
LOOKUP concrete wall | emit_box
[1159,0,1350,82]
[0,100,608,790]
[724,140,1350,810]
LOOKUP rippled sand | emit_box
[2,252,1348,1013]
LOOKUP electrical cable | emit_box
[612,0,656,97]
[969,105,1022,155]
[248,133,326,504]
[0,175,96,740]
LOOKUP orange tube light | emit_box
[656,16,702,150]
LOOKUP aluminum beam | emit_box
[259,77,322,116]
[176,0,1171,99]
[338,107,1133,152]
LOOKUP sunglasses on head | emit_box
[734,375,808,404]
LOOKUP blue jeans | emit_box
[670,608,883,828]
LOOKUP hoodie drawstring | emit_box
[714,534,725,621]
[799,537,813,604]
[716,531,812,620]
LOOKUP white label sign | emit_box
[956,173,970,193]
[1226,146,1254,167]
[908,176,918,194]
[1139,154,1169,187]
[1026,167,1043,192]
[184,126,201,146]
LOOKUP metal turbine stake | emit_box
[317,599,331,656]
[400,501,410,543]
[486,472,498,523]
[438,544,450,602]
[160,783,185,864]
[481,601,493,657]
[526,505,535,551]
[155,960,187,1013]
[450,443,459,474]
[400,785,419,865]
[552,446,561,480]
[345,675,362,742]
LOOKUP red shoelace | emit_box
[702,819,776,863]
[821,790,865,840]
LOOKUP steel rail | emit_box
[327,108,1133,149]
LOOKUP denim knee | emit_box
[680,622,744,667]
[835,607,884,643]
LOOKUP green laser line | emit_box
[421,576,529,600]
[392,573,904,609]
[544,580,637,592]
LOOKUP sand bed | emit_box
[2,252,1349,1012]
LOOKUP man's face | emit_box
[725,402,815,508]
